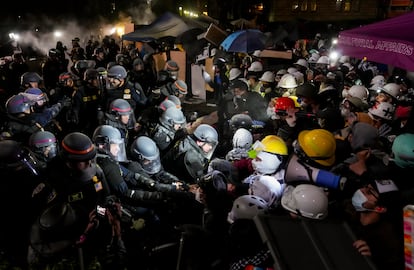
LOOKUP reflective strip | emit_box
[82,95,98,102]
[174,81,186,92]
[62,141,94,155]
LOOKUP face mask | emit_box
[259,84,265,93]
[351,189,372,212]
[251,151,282,175]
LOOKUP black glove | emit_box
[135,173,156,189]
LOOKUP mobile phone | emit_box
[96,205,106,217]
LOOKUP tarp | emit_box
[337,11,414,71]
[122,12,207,42]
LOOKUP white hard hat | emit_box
[292,71,304,86]
[348,85,369,100]
[308,53,320,64]
[380,82,401,99]
[316,55,330,65]
[259,71,275,83]
[232,128,253,150]
[370,75,386,86]
[249,175,283,207]
[369,84,384,92]
[368,101,395,121]
[227,194,268,223]
[248,61,263,72]
[277,73,298,89]
[287,67,298,74]
[294,59,309,69]
[276,69,288,76]
[281,184,328,220]
[229,68,242,81]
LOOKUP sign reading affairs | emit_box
[339,35,414,56]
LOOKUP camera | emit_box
[96,196,132,221]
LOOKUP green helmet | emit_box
[392,133,414,168]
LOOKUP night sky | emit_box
[0,0,164,56]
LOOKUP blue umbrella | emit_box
[220,29,266,53]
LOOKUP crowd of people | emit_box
[0,30,413,270]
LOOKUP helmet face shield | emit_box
[37,143,58,162]
[247,140,265,159]
[0,141,41,176]
[193,124,218,160]
[169,71,178,80]
[106,77,121,90]
[139,157,162,174]
[110,139,127,162]
[93,125,126,162]
[10,148,41,176]
[130,136,162,174]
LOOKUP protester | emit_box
[0,25,412,270]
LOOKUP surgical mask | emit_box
[351,189,372,212]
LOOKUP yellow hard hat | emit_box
[261,135,288,155]
[248,135,288,159]
[288,95,302,108]
[297,129,336,167]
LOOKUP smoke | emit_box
[8,2,156,58]
[127,2,156,25]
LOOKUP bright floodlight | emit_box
[329,51,339,62]
[9,33,20,41]
[54,31,63,38]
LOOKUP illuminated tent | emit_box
[122,12,207,42]
[337,11,414,71]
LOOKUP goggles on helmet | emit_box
[247,140,284,161]
[292,140,332,164]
